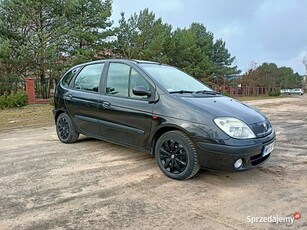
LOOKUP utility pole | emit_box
[303,56,307,73]
[303,56,307,91]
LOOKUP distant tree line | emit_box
[238,63,303,89]
[0,0,301,97]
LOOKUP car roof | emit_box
[76,59,162,66]
[130,59,160,65]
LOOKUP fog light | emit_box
[234,159,243,169]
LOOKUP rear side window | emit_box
[74,63,104,92]
[62,67,80,87]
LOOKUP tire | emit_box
[56,113,79,143]
[155,130,199,180]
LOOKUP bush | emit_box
[0,91,28,109]
[268,91,281,97]
[222,91,230,96]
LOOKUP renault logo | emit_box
[262,122,268,131]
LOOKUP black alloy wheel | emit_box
[155,130,199,180]
[56,113,79,143]
[160,140,188,174]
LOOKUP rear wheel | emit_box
[56,113,79,143]
[155,130,199,180]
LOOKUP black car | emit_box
[53,59,276,180]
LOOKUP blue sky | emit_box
[111,0,307,75]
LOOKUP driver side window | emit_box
[106,63,129,97]
[130,69,150,99]
[106,63,150,100]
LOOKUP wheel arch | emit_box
[150,125,192,156]
[54,109,65,124]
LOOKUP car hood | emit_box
[180,96,266,124]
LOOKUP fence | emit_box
[0,78,25,95]
[212,85,278,97]
[35,78,56,99]
[25,78,56,104]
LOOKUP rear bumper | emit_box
[195,131,276,171]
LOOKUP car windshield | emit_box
[140,64,212,93]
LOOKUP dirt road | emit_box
[0,96,306,229]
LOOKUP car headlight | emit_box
[214,117,256,139]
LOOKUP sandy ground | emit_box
[0,95,306,230]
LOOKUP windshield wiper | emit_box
[169,90,221,95]
[194,90,221,95]
[169,90,194,94]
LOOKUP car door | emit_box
[64,62,105,137]
[99,62,155,147]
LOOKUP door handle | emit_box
[102,101,111,108]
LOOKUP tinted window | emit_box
[106,63,150,99]
[106,63,130,97]
[62,67,80,87]
[74,64,104,92]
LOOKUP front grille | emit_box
[250,119,272,137]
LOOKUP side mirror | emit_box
[132,85,151,97]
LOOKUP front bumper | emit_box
[196,131,276,171]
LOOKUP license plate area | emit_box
[262,141,275,157]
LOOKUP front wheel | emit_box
[155,130,199,180]
[56,113,79,143]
